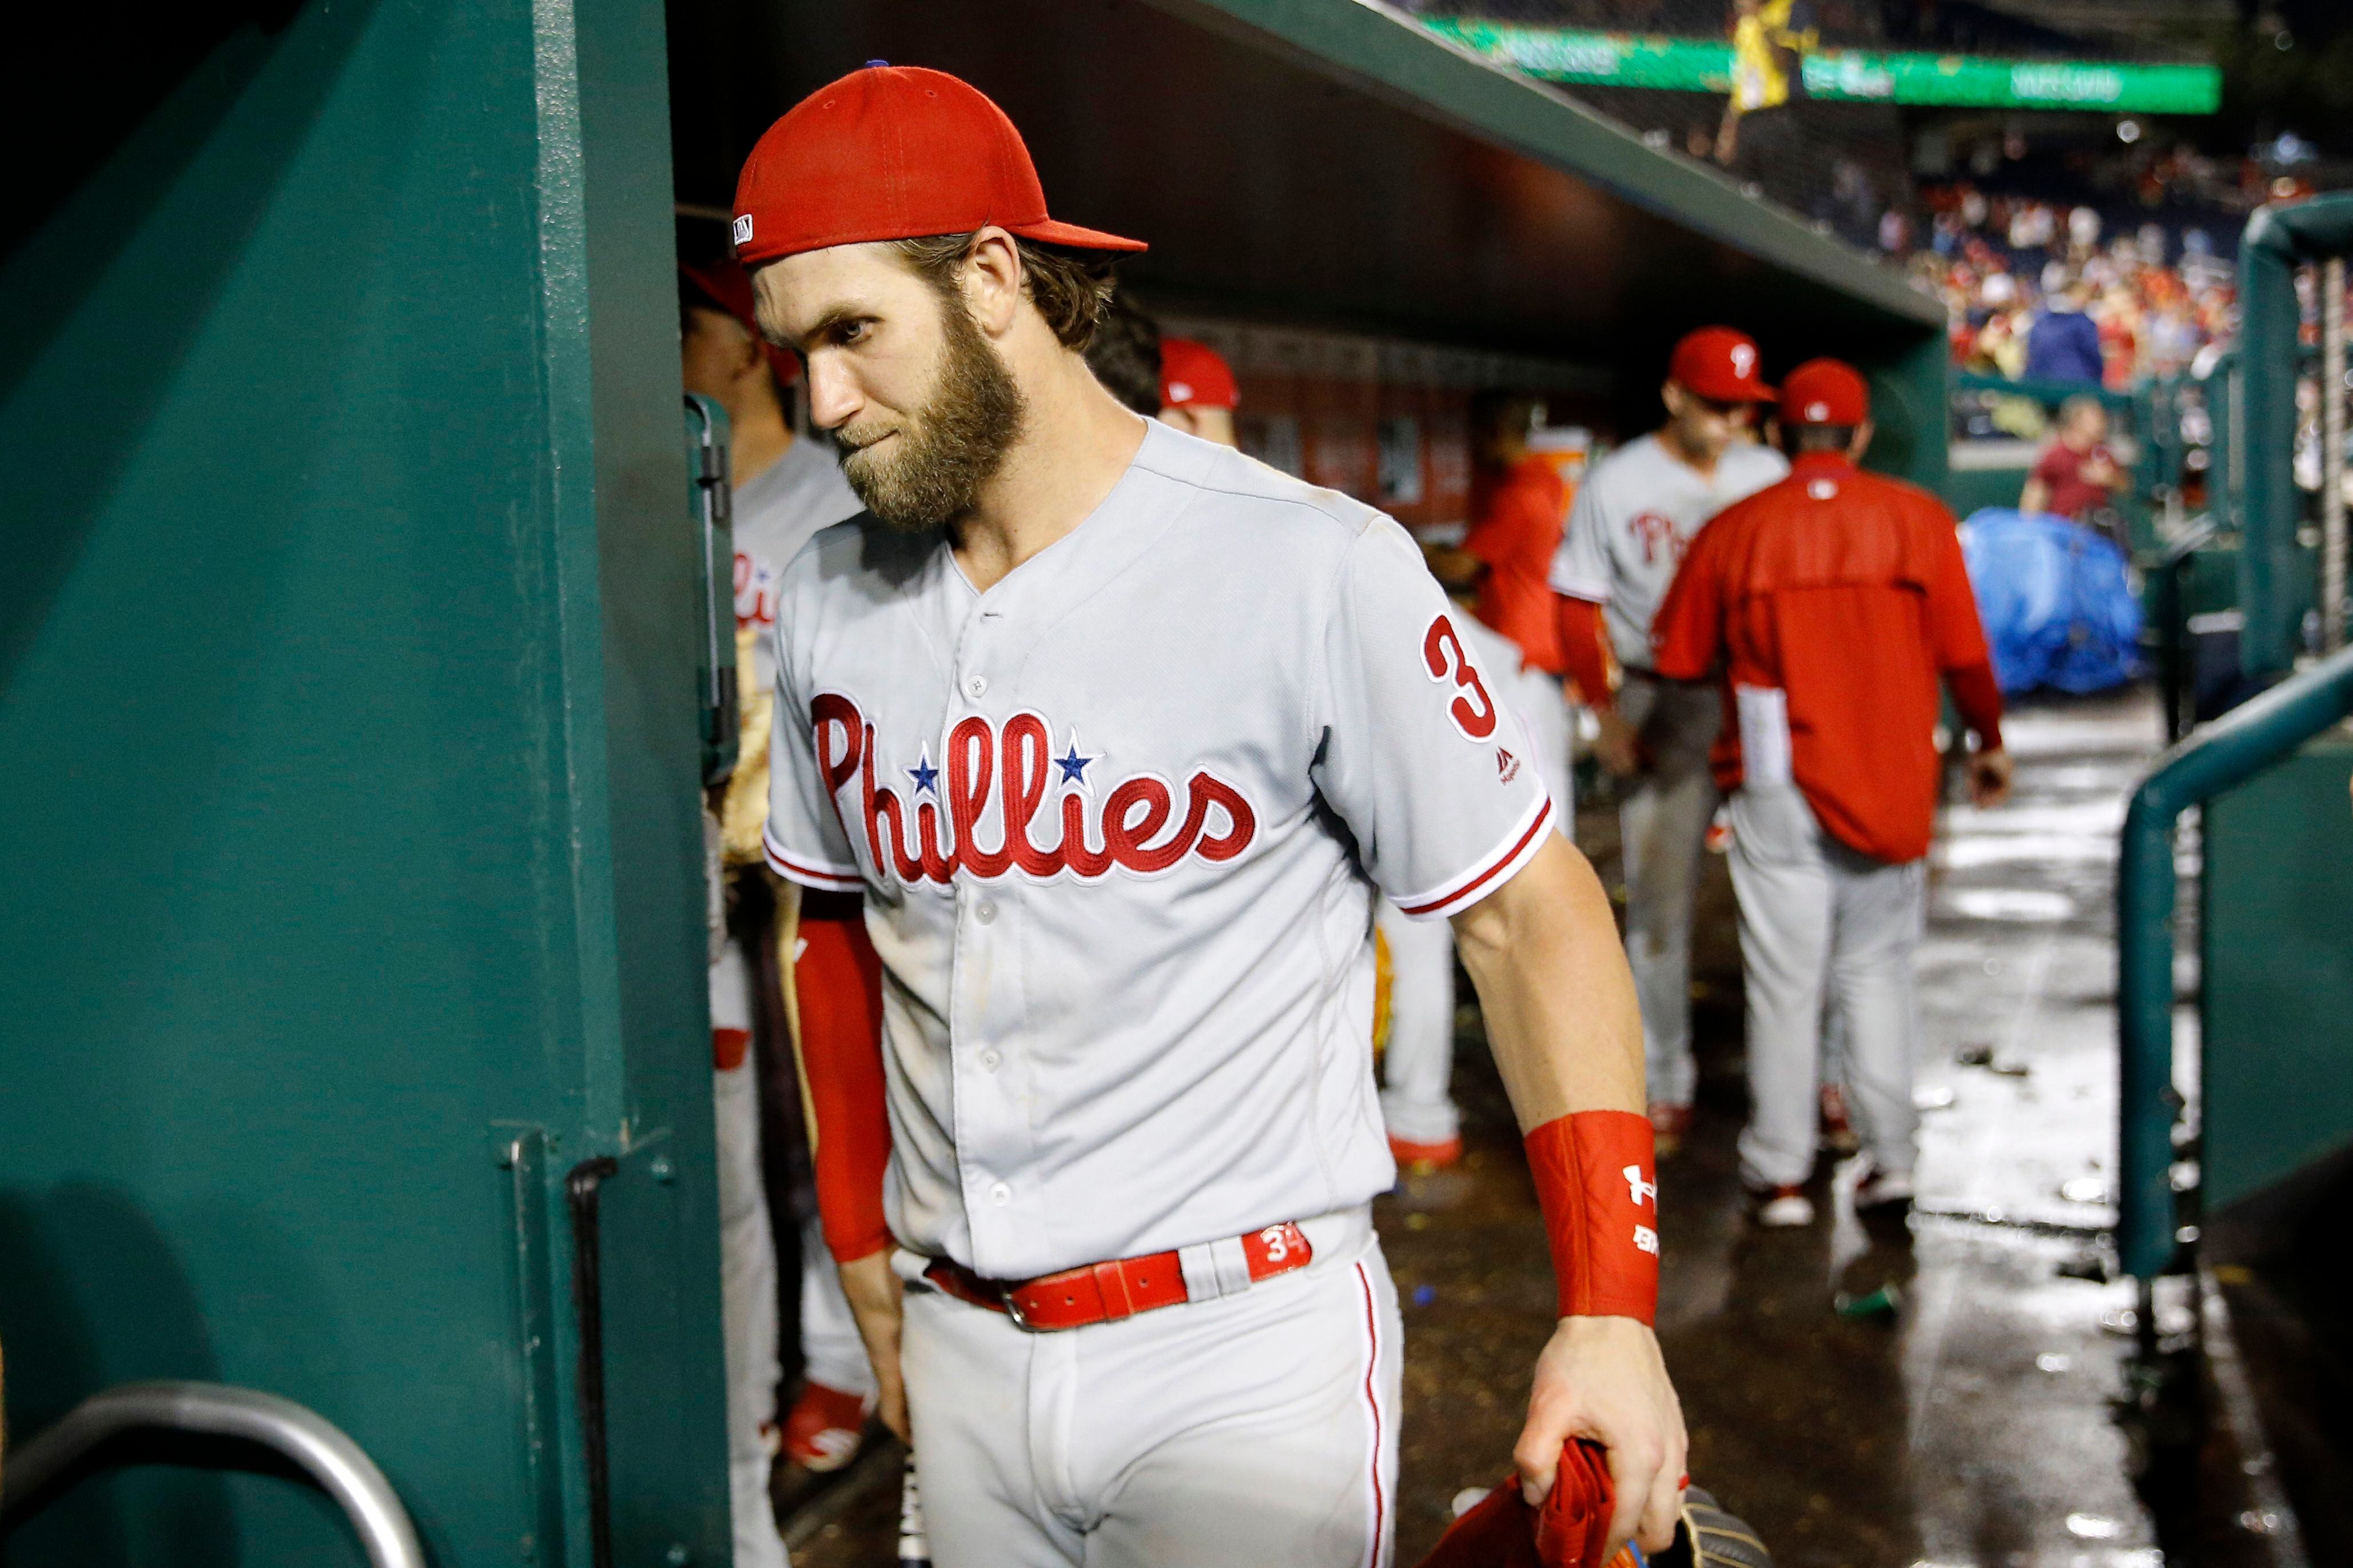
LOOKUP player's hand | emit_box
[1968,747,2014,808]
[836,1250,910,1441]
[1592,709,1641,777]
[1515,1315,1687,1562]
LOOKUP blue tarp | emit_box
[1960,508,2144,695]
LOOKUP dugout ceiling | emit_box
[670,0,1946,461]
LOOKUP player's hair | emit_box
[1790,422,1856,453]
[894,233,1121,352]
[1082,289,1164,414]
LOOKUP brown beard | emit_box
[838,290,1025,535]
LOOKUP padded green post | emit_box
[2238,194,2353,679]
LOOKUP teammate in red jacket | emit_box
[1652,359,2011,1228]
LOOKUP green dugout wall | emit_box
[1,0,1940,1561]
[0,0,726,1563]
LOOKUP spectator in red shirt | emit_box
[1653,360,2011,1228]
[2020,396,2129,528]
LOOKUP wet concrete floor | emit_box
[791,687,2303,1567]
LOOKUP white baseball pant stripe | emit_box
[1725,783,1924,1190]
[1378,665,1572,1148]
[896,1212,1401,1568]
[712,939,789,1568]
[1617,672,1721,1109]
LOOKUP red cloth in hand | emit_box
[1412,1440,1622,1568]
[795,890,891,1262]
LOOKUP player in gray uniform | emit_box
[1548,329,1786,1150]
[735,66,1687,1568]
[682,258,868,1565]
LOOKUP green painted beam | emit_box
[1152,0,1939,330]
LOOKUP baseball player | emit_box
[680,260,873,1536]
[1548,329,1787,1150]
[731,66,1684,1568]
[1157,337,1239,447]
[1651,360,2010,1226]
[1385,396,1578,1168]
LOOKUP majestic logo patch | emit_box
[811,694,1257,887]
[1496,748,1521,784]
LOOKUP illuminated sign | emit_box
[1420,19,2221,115]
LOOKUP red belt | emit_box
[923,1222,1313,1331]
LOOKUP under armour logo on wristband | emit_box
[1623,1164,1657,1207]
[1634,1225,1659,1256]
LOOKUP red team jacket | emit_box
[1651,452,2002,865]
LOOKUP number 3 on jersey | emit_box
[1421,614,1498,741]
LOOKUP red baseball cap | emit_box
[1668,326,1774,403]
[1779,358,1870,426]
[731,65,1146,267]
[681,258,801,386]
[1159,338,1238,410]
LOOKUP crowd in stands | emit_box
[1900,182,2240,389]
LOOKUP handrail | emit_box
[0,1381,424,1568]
[2116,643,2353,1278]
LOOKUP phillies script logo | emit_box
[811,695,1257,886]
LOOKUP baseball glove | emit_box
[1648,1487,1773,1568]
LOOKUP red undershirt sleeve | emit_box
[791,889,893,1263]
[1945,660,2005,752]
[1554,595,1618,712]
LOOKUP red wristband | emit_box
[1524,1110,1659,1324]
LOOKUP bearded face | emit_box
[835,283,1026,535]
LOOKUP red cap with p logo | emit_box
[731,65,1146,266]
[1667,326,1774,403]
[1779,358,1870,426]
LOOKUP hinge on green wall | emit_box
[492,1124,570,1568]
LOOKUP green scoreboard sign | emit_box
[1421,19,2221,115]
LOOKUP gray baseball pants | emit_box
[1617,672,1721,1109]
[1724,781,1924,1190]
[898,1211,1400,1568]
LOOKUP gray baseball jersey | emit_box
[732,433,863,692]
[762,420,1551,1281]
[1547,433,1787,669]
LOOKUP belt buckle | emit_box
[999,1285,1041,1332]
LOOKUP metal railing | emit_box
[0,1381,424,1568]
[2115,643,2353,1279]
